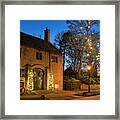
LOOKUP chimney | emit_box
[44,27,50,42]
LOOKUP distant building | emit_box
[20,28,63,92]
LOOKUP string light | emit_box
[80,27,82,29]
[88,26,90,29]
[87,54,89,56]
[88,20,91,25]
[90,47,93,50]
[85,37,87,39]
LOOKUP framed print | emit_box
[0,0,119,119]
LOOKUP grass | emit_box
[74,91,100,96]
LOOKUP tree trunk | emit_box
[88,84,90,93]
[78,56,82,75]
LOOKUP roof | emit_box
[20,32,61,54]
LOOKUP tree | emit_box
[66,20,100,75]
[54,31,71,71]
[54,20,100,83]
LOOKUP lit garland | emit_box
[27,69,34,91]
[48,63,54,91]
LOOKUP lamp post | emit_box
[87,65,91,93]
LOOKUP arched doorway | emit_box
[33,68,44,90]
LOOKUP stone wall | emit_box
[20,45,63,91]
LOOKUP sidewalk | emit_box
[20,90,100,100]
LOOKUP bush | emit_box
[81,77,100,85]
[75,74,84,80]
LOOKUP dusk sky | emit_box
[20,20,69,44]
[20,20,100,44]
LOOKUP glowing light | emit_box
[87,65,91,70]
[75,37,77,40]
[55,84,59,89]
[87,54,89,56]
[96,58,99,60]
[87,39,90,42]
[88,21,90,25]
[88,26,90,29]
[89,43,91,46]
[90,47,93,50]
[80,27,82,29]
[96,54,100,58]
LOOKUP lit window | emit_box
[36,52,42,60]
[51,56,58,63]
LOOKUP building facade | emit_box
[20,28,63,92]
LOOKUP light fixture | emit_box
[87,65,91,70]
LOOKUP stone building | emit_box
[20,28,63,92]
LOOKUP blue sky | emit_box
[20,20,100,69]
[20,20,69,44]
[20,20,100,44]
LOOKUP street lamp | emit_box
[87,65,91,93]
[87,65,91,70]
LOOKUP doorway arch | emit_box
[33,68,44,90]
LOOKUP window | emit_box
[36,52,42,60]
[20,69,25,77]
[51,56,58,63]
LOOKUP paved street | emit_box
[20,90,100,100]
